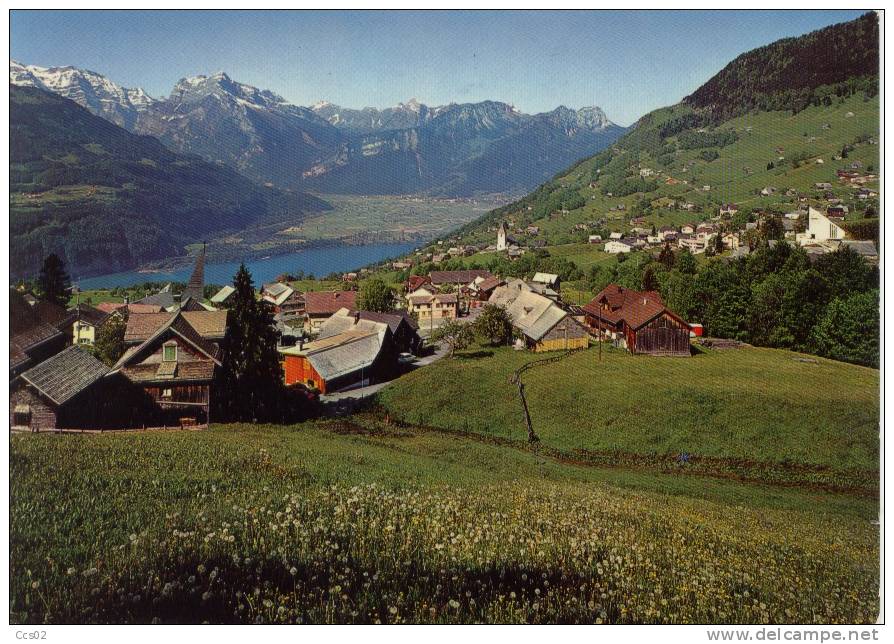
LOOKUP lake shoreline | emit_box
[75,241,418,290]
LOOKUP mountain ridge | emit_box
[9,84,330,279]
[444,11,879,246]
[10,60,625,196]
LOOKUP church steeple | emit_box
[496,221,507,251]
[182,242,206,303]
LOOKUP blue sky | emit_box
[11,9,867,126]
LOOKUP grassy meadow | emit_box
[377,345,879,490]
[10,418,880,624]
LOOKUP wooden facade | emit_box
[531,317,590,353]
[10,387,57,430]
[115,312,223,426]
[626,312,691,356]
[283,354,325,392]
[583,285,691,357]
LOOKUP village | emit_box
[10,171,878,434]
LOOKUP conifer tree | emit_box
[37,254,70,308]
[215,264,288,422]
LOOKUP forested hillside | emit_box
[9,85,330,278]
[685,11,879,119]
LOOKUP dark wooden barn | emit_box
[10,346,111,430]
[583,284,691,357]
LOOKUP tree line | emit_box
[586,243,879,367]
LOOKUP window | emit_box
[163,342,177,362]
[13,405,31,427]
[161,388,173,399]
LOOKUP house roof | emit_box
[303,290,357,316]
[583,284,681,331]
[503,291,569,342]
[11,322,63,355]
[75,304,110,327]
[356,309,418,333]
[114,311,221,373]
[20,346,110,406]
[95,302,165,315]
[135,284,176,309]
[488,279,533,308]
[840,240,878,257]
[408,293,457,305]
[531,272,559,286]
[123,310,228,344]
[405,275,432,292]
[475,276,505,293]
[262,282,296,306]
[210,285,236,304]
[317,309,391,340]
[280,326,388,382]
[429,269,492,285]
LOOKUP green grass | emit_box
[10,420,880,623]
[377,345,879,477]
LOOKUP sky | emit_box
[11,9,867,126]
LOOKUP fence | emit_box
[508,346,586,443]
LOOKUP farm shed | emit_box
[11,346,110,431]
[490,287,589,353]
[279,320,397,394]
[583,284,691,357]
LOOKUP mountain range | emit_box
[10,84,329,279]
[9,61,626,197]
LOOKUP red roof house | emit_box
[582,284,690,356]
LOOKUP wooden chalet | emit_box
[582,284,690,356]
[488,285,589,353]
[112,310,227,426]
[262,282,304,318]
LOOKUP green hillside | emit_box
[377,344,879,488]
[10,85,330,279]
[446,13,879,248]
[447,94,878,249]
[10,420,879,623]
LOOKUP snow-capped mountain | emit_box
[10,60,626,196]
[10,59,156,129]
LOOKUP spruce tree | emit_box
[216,264,287,422]
[37,254,70,308]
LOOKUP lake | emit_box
[76,242,417,290]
